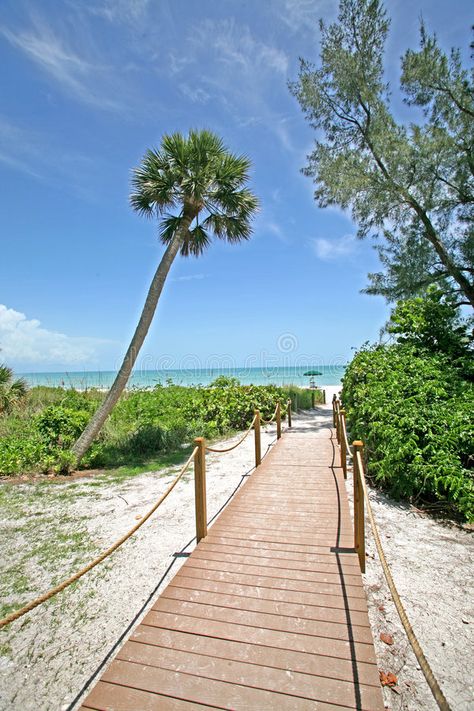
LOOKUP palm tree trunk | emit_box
[72,230,185,464]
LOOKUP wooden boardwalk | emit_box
[80,412,384,710]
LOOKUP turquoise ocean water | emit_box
[19,365,346,390]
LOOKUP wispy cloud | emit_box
[192,19,288,76]
[263,221,290,244]
[173,18,293,150]
[0,115,102,198]
[88,0,151,25]
[178,83,210,104]
[0,305,112,366]
[1,16,122,110]
[172,274,207,283]
[278,0,331,33]
[311,234,358,261]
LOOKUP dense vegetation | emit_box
[0,379,319,477]
[342,290,473,522]
[290,0,474,307]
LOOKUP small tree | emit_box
[386,287,473,367]
[0,364,27,415]
[72,130,258,463]
[290,0,474,307]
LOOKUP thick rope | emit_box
[357,456,452,710]
[205,415,257,453]
[260,403,280,426]
[0,446,198,630]
[336,407,452,711]
[339,409,353,454]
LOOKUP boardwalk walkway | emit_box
[80,409,384,710]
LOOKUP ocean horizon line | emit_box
[18,365,346,389]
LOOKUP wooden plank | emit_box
[81,681,216,710]
[117,639,383,709]
[163,584,371,627]
[171,571,368,612]
[131,626,381,687]
[182,556,365,592]
[80,420,384,710]
[141,609,378,664]
[173,570,370,610]
[102,658,351,710]
[189,546,360,576]
[202,535,361,562]
[149,598,375,644]
[199,539,361,565]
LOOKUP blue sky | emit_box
[0,0,472,373]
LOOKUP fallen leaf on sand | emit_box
[380,671,398,687]
[135,515,142,520]
[380,633,394,645]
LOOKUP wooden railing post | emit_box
[311,391,315,409]
[276,402,281,439]
[322,388,326,405]
[194,437,207,543]
[340,409,347,479]
[353,440,365,573]
[254,410,261,467]
[287,399,292,428]
[332,394,337,426]
[335,400,341,444]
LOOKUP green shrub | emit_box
[0,436,46,476]
[0,381,313,476]
[343,345,474,521]
[36,406,90,450]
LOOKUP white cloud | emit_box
[311,234,357,261]
[279,0,331,33]
[178,83,210,104]
[176,19,292,150]
[172,274,207,283]
[192,19,288,77]
[0,17,122,111]
[89,0,151,25]
[264,221,289,244]
[0,305,111,366]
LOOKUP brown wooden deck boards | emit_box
[81,415,384,710]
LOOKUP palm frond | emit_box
[0,364,12,387]
[180,225,211,256]
[130,148,179,217]
[159,214,187,244]
[0,364,28,415]
[203,214,253,243]
[9,378,27,399]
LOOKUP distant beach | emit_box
[18,365,346,390]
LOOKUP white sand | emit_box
[0,404,472,710]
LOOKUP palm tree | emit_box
[72,129,259,463]
[0,364,27,415]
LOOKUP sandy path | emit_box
[1,404,473,710]
[0,424,278,711]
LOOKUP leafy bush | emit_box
[342,344,474,521]
[36,406,91,449]
[0,381,314,476]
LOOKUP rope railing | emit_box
[0,445,198,630]
[1,398,293,631]
[205,414,257,453]
[260,402,279,425]
[332,396,452,711]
